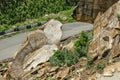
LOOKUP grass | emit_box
[36,7,76,23]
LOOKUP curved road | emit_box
[0,22,93,61]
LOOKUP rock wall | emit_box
[88,0,120,61]
[72,0,118,22]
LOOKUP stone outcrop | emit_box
[8,19,62,79]
[72,0,118,22]
[88,1,120,61]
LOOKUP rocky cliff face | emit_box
[88,0,120,62]
[72,0,118,22]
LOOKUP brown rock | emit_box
[56,67,70,79]
[8,19,62,79]
[62,41,75,51]
[72,0,118,22]
[9,30,48,79]
[88,1,120,60]
[103,62,120,77]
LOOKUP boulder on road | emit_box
[44,19,62,44]
[9,30,48,78]
[9,19,62,79]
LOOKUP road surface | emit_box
[0,22,93,61]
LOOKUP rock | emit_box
[9,19,62,79]
[72,0,118,22]
[62,41,74,51]
[103,62,120,77]
[13,30,48,59]
[88,1,120,61]
[0,75,4,80]
[44,19,62,44]
[71,77,81,80]
[9,30,48,78]
[103,71,113,77]
[89,74,97,80]
[56,67,70,79]
[23,44,58,71]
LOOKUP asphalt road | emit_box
[0,22,93,61]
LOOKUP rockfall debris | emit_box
[8,19,62,79]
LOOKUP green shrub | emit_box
[0,24,11,32]
[0,0,79,25]
[50,49,79,66]
[117,14,120,20]
[50,31,93,67]
[97,63,105,71]
[74,31,93,57]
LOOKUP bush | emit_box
[0,24,11,32]
[50,31,93,67]
[97,63,105,71]
[74,31,93,57]
[0,0,79,25]
[117,14,120,21]
[50,49,79,66]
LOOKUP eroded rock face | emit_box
[72,0,118,22]
[88,1,120,61]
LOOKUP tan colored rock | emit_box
[9,30,47,78]
[89,73,102,80]
[103,70,113,77]
[72,0,118,22]
[62,41,75,51]
[23,44,58,71]
[0,75,3,80]
[103,62,120,77]
[89,74,97,80]
[71,77,81,80]
[88,1,120,60]
[44,19,62,44]
[56,67,70,79]
[9,19,62,79]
